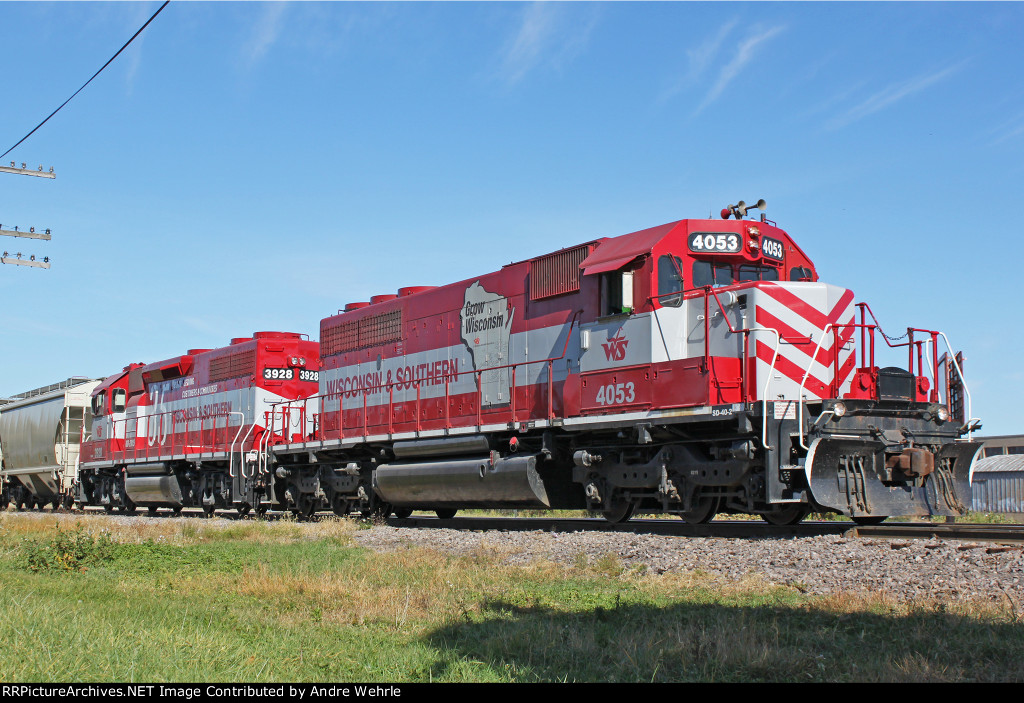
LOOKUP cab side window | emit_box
[112,389,126,413]
[790,266,813,282]
[657,255,684,307]
[91,391,106,416]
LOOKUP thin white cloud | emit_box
[494,2,597,85]
[121,4,155,94]
[694,25,786,115]
[796,80,869,120]
[242,2,288,66]
[658,19,738,104]
[824,61,967,131]
[987,108,1024,145]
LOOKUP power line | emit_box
[1,1,170,160]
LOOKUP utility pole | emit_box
[1,160,54,269]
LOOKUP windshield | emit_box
[693,261,779,287]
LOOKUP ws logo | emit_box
[602,333,629,362]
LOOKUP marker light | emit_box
[832,401,847,418]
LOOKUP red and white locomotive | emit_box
[259,203,979,524]
[78,332,320,515]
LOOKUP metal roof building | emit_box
[971,454,1024,516]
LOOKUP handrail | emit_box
[938,331,974,440]
[105,408,259,464]
[796,319,975,445]
[704,286,783,450]
[797,323,834,451]
[655,281,789,443]
[268,312,583,443]
[227,412,246,478]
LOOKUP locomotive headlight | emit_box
[289,356,307,367]
[936,406,950,422]
[831,401,847,418]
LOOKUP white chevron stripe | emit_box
[754,283,858,400]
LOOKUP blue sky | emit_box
[1,1,1022,434]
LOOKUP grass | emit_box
[0,512,1021,682]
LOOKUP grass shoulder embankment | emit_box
[0,512,1020,682]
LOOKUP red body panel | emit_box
[303,217,842,442]
[82,332,321,465]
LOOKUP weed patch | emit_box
[20,524,115,573]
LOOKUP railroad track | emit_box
[851,522,1024,545]
[391,515,1024,545]
[14,508,1024,545]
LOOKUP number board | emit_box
[265,368,320,382]
[760,236,785,261]
[688,232,740,254]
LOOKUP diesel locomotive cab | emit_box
[563,202,978,524]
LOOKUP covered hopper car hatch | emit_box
[265,205,979,524]
[77,332,321,517]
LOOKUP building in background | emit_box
[972,435,1024,518]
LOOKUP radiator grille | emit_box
[322,309,403,356]
[530,244,591,300]
[208,349,256,382]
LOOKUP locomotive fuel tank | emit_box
[374,453,551,508]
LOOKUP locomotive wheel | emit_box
[364,502,392,519]
[679,496,721,524]
[297,497,317,521]
[601,501,635,524]
[761,504,808,526]
[202,505,216,518]
[237,504,252,518]
[103,504,115,514]
[434,508,457,520]
[393,507,414,519]
[147,506,159,517]
[122,503,138,516]
[852,515,888,526]
[331,495,349,517]
[254,504,268,518]
[172,506,184,517]
[51,497,62,511]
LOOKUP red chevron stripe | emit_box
[756,305,856,370]
[755,339,832,394]
[759,284,855,330]
[753,340,857,399]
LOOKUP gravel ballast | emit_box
[351,524,1024,604]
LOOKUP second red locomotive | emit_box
[79,332,320,516]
